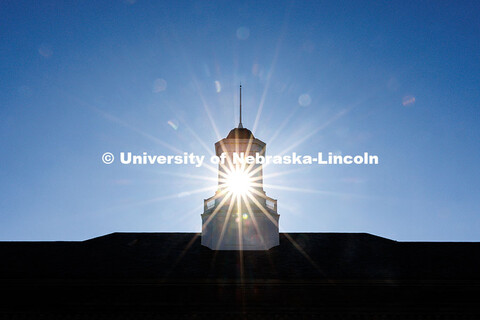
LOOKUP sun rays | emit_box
[223,167,254,196]
[84,22,361,270]
[91,80,358,237]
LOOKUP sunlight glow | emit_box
[225,169,252,195]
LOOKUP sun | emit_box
[224,168,253,196]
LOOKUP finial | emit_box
[238,83,243,128]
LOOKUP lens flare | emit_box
[402,95,415,106]
[153,78,167,92]
[298,94,311,106]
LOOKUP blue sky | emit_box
[1,1,479,241]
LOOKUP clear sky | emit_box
[1,1,479,241]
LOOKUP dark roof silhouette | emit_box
[226,127,254,140]
[1,232,480,318]
[2,232,480,280]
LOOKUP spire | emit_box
[238,84,243,128]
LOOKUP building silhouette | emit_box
[202,85,279,250]
[201,87,279,250]
[2,87,480,318]
[1,232,480,319]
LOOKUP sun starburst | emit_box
[223,167,254,196]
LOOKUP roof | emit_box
[1,232,480,281]
[2,232,480,317]
[226,127,254,139]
